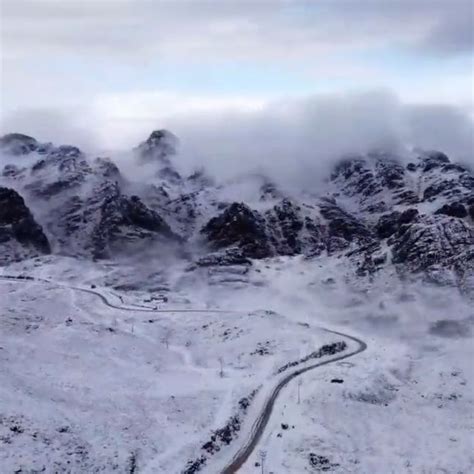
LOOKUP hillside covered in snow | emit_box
[1,130,473,294]
[0,130,473,473]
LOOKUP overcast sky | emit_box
[0,0,473,155]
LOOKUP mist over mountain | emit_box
[1,125,472,295]
[1,122,473,472]
[1,2,473,472]
[3,91,473,188]
[170,92,474,186]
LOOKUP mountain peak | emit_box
[136,129,178,164]
[0,133,38,156]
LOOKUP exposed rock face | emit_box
[91,193,176,259]
[0,187,50,263]
[391,214,474,291]
[135,130,182,183]
[201,203,272,259]
[26,145,92,198]
[0,134,177,260]
[434,202,468,218]
[0,130,472,293]
[417,152,473,204]
[200,197,328,263]
[330,153,419,212]
[319,198,376,254]
[265,198,327,257]
[44,180,177,259]
[391,215,472,270]
[330,151,473,289]
[94,157,122,181]
[376,211,401,239]
[265,199,304,255]
[136,130,177,163]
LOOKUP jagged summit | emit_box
[136,129,178,163]
[0,133,39,156]
[0,130,472,294]
[135,129,182,183]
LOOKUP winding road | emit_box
[1,274,367,474]
[221,329,367,473]
[0,275,233,314]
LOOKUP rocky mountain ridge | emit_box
[0,131,472,294]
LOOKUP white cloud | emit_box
[1,89,472,191]
[3,1,472,61]
[166,90,474,185]
[1,1,472,176]
[1,0,472,127]
[93,91,266,122]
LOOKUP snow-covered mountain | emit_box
[1,130,472,294]
[1,130,473,474]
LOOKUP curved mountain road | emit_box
[221,329,367,473]
[0,275,233,314]
[1,275,367,474]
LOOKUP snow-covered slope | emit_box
[0,128,473,473]
[0,255,473,473]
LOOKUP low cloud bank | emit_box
[1,90,473,188]
[170,91,473,186]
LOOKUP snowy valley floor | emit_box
[0,255,473,473]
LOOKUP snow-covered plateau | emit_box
[0,131,472,473]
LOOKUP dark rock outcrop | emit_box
[319,199,376,254]
[48,181,177,259]
[434,202,468,219]
[265,199,304,255]
[376,211,401,239]
[90,192,176,259]
[26,145,92,198]
[200,198,326,262]
[0,187,50,263]
[391,215,473,274]
[0,130,472,292]
[201,203,272,259]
